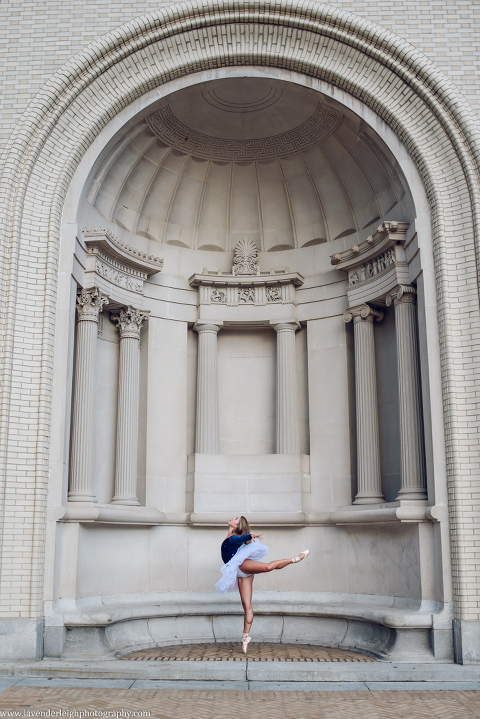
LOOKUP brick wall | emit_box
[0,1,479,152]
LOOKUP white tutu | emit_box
[216,539,269,594]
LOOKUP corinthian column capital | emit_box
[112,306,149,340]
[386,284,416,306]
[343,304,384,324]
[76,288,109,322]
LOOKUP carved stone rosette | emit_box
[344,304,385,504]
[68,289,109,503]
[111,306,149,505]
[233,238,259,276]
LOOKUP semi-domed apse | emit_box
[83,78,414,253]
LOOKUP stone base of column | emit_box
[67,490,97,503]
[454,619,480,664]
[353,491,385,505]
[110,494,140,506]
[395,486,428,502]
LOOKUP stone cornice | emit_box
[189,270,304,288]
[83,228,164,275]
[81,228,163,304]
[330,222,411,304]
[330,221,409,270]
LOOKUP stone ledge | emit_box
[54,504,446,527]
[40,592,453,662]
[58,505,165,525]
[306,503,447,525]
[48,591,448,630]
[5,659,480,681]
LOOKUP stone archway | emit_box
[0,0,479,660]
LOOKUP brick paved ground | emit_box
[1,687,480,718]
[121,643,376,662]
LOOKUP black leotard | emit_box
[221,534,252,563]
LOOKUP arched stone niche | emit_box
[2,0,480,662]
[68,72,424,527]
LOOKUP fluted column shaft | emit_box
[69,288,109,502]
[111,307,148,505]
[195,323,221,454]
[273,322,300,454]
[387,286,427,500]
[344,305,384,504]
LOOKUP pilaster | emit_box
[111,306,149,505]
[68,288,108,502]
[272,321,301,454]
[387,285,427,501]
[194,322,221,454]
[344,304,385,504]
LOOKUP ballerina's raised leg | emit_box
[239,550,309,575]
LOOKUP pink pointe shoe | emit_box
[292,549,310,563]
[241,634,251,654]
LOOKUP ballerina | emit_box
[215,515,309,653]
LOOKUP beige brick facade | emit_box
[0,0,480,662]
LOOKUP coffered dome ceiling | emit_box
[86,78,411,252]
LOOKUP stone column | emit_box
[194,323,221,454]
[273,321,300,454]
[344,305,385,504]
[111,307,149,505]
[68,288,109,502]
[387,285,427,501]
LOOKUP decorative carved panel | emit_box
[330,221,410,304]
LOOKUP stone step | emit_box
[1,660,479,683]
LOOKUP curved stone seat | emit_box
[45,591,452,663]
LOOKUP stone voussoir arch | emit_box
[0,0,479,621]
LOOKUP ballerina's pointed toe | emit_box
[241,635,252,654]
[292,549,310,563]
